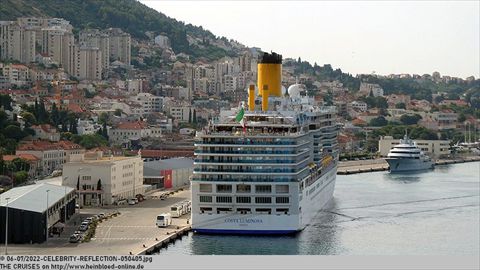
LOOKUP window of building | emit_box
[255,197,272,204]
[199,196,212,203]
[255,185,272,193]
[236,196,251,204]
[216,184,232,193]
[236,184,251,193]
[276,185,289,194]
[276,197,290,204]
[199,184,212,192]
[216,196,232,203]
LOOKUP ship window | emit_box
[276,197,290,204]
[199,184,212,193]
[216,196,232,203]
[255,208,271,214]
[255,185,272,193]
[236,184,251,193]
[276,185,289,194]
[200,207,212,213]
[216,184,232,193]
[237,208,251,214]
[199,196,212,203]
[255,197,272,204]
[236,196,251,204]
[217,207,232,213]
[276,208,289,214]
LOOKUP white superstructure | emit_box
[385,134,434,172]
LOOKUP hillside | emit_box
[0,0,239,60]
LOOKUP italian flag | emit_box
[235,106,246,133]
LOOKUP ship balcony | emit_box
[194,140,309,147]
[193,158,308,166]
[193,166,309,175]
[194,149,309,156]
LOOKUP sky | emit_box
[140,0,480,79]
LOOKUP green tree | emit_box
[369,116,388,127]
[457,113,466,123]
[114,109,122,117]
[97,179,102,190]
[400,114,422,125]
[395,102,406,109]
[20,112,37,127]
[13,171,28,185]
[72,134,108,149]
[11,158,30,172]
[2,125,25,141]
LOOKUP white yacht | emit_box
[191,52,339,234]
[385,134,434,172]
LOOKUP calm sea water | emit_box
[158,162,480,255]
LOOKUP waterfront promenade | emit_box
[6,188,192,255]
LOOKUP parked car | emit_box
[79,224,88,231]
[69,234,81,243]
[97,213,105,219]
[128,199,136,205]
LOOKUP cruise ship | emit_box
[385,134,434,172]
[191,52,339,234]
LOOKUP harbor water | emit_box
[158,162,480,255]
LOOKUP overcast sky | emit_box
[140,0,480,79]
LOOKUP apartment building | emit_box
[75,46,102,81]
[104,28,131,65]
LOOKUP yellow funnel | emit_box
[257,52,282,97]
[262,86,269,112]
[248,84,255,111]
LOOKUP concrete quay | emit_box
[6,188,192,255]
[337,156,480,175]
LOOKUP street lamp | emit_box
[4,197,10,255]
[45,190,50,244]
[63,176,68,223]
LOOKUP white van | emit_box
[170,205,182,217]
[156,213,172,227]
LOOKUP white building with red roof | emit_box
[108,121,162,145]
[31,124,60,141]
[15,140,85,176]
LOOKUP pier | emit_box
[337,156,480,175]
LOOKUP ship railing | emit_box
[194,159,298,164]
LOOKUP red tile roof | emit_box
[116,121,147,130]
[128,149,194,158]
[2,154,40,162]
[17,140,83,151]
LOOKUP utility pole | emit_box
[45,190,50,244]
[5,197,10,255]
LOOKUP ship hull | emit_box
[191,164,337,235]
[386,158,434,172]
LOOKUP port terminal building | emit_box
[378,136,451,158]
[0,183,76,244]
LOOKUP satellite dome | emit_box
[288,84,302,98]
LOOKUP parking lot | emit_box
[7,188,192,255]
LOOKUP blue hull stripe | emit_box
[193,229,298,235]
